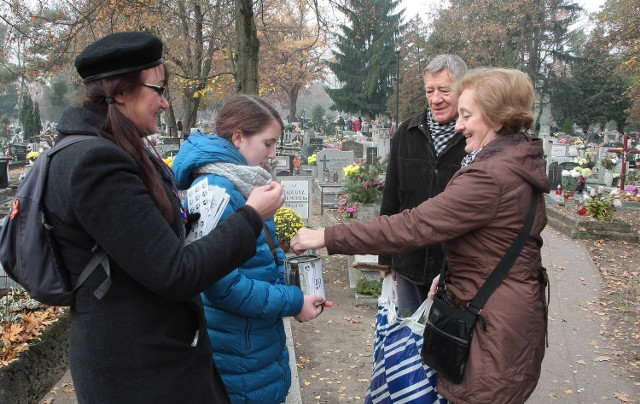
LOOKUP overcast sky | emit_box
[401,0,607,21]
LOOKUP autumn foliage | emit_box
[1,290,66,368]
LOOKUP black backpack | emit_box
[0,136,111,306]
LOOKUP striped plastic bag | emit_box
[365,275,447,404]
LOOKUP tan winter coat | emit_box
[325,133,549,403]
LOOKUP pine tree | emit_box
[33,101,42,140]
[386,16,429,123]
[19,93,35,142]
[326,0,403,119]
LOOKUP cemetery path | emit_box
[528,226,639,403]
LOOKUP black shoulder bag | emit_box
[421,189,538,384]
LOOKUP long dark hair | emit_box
[215,95,284,140]
[84,65,173,222]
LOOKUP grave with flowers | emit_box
[545,186,638,241]
[320,159,386,306]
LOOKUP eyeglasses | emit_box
[143,83,166,97]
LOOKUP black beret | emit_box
[75,32,163,84]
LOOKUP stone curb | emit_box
[0,313,70,404]
[544,196,639,242]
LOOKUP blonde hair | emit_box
[454,68,534,134]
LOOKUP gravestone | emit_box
[567,145,578,157]
[9,145,27,162]
[551,144,568,158]
[598,147,609,161]
[365,147,378,166]
[341,140,364,159]
[281,178,313,227]
[540,124,550,136]
[547,144,573,180]
[315,149,355,183]
[273,155,293,176]
[0,157,9,188]
[302,144,324,164]
[371,128,391,161]
[548,161,579,189]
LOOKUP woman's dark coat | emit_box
[46,104,263,403]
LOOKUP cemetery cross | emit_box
[606,134,640,189]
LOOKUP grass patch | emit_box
[355,277,382,297]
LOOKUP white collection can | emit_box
[284,254,325,299]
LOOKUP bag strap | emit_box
[437,188,538,310]
[468,188,538,312]
[262,224,280,264]
[70,245,111,299]
[42,135,111,299]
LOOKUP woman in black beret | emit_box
[47,31,284,403]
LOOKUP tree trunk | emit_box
[288,83,301,122]
[185,95,202,132]
[236,0,259,94]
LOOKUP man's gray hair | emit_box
[423,54,468,81]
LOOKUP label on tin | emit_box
[285,255,325,299]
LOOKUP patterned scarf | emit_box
[460,148,482,168]
[194,162,272,198]
[426,109,458,156]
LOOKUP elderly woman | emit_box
[291,67,549,403]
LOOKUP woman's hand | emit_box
[428,274,440,300]
[294,295,334,322]
[246,181,284,219]
[290,228,326,254]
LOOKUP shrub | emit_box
[355,277,382,297]
[274,207,305,247]
[341,158,386,205]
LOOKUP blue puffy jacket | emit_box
[173,133,305,403]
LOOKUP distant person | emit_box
[172,95,328,404]
[338,116,345,131]
[378,54,469,315]
[291,67,549,403]
[361,119,370,135]
[346,118,353,131]
[48,31,283,403]
[353,117,361,132]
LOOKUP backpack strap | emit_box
[43,135,112,300]
[71,244,111,299]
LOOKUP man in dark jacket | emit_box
[379,54,468,315]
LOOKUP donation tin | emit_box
[284,254,325,299]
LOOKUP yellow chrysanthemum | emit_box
[274,207,305,246]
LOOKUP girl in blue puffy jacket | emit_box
[173,95,327,403]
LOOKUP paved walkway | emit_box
[43,227,637,403]
[529,227,637,403]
